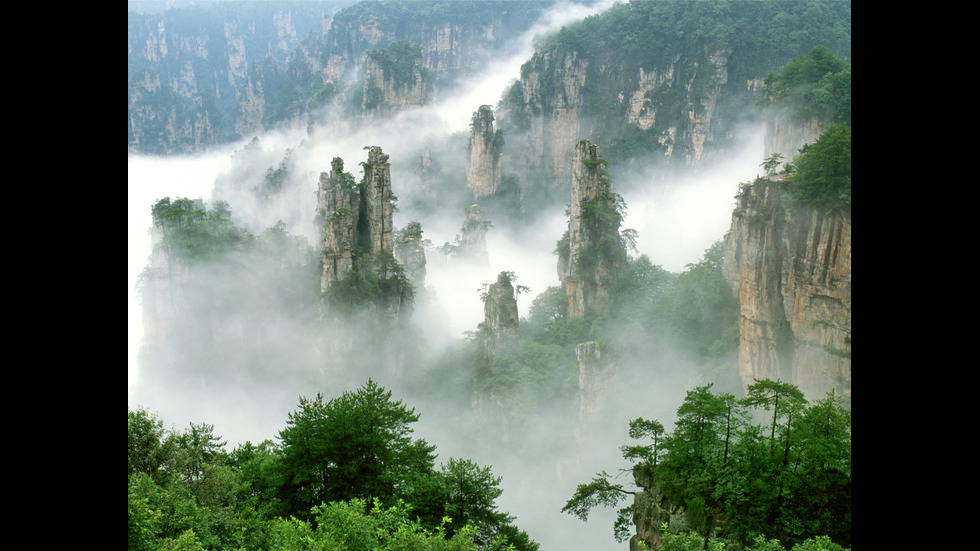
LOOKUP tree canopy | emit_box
[129,381,538,551]
[562,379,850,550]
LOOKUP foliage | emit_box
[323,249,415,317]
[275,379,437,520]
[761,46,851,126]
[784,124,851,212]
[659,241,739,358]
[502,0,851,170]
[761,153,784,176]
[562,380,850,549]
[129,380,536,550]
[265,497,518,551]
[129,407,179,484]
[366,40,429,91]
[150,197,252,265]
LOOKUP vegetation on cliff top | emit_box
[758,45,851,213]
[563,379,850,550]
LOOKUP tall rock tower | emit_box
[472,271,521,441]
[466,105,504,198]
[557,139,626,429]
[359,146,394,259]
[557,139,623,319]
[316,157,359,293]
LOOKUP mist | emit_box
[127,2,766,550]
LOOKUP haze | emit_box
[127,2,766,549]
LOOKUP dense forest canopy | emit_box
[129,380,538,550]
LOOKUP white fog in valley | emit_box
[127,2,766,550]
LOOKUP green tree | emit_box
[129,407,178,483]
[785,124,851,212]
[563,381,848,549]
[762,153,784,175]
[741,379,808,466]
[437,458,516,545]
[275,380,437,520]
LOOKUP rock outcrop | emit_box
[558,139,621,319]
[127,4,332,154]
[482,271,520,355]
[359,45,429,118]
[763,111,827,173]
[466,105,505,198]
[557,140,625,431]
[472,271,521,438]
[316,147,411,325]
[575,341,615,426]
[395,220,427,289]
[316,157,359,292]
[359,146,395,259]
[457,204,491,265]
[722,177,851,406]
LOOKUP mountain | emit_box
[128,0,559,154]
[130,1,850,549]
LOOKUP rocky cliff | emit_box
[495,0,850,199]
[127,2,337,154]
[557,139,626,432]
[359,146,395,258]
[319,1,551,98]
[316,146,409,322]
[498,36,745,193]
[316,157,360,292]
[722,177,851,406]
[456,204,491,265]
[466,106,505,198]
[575,341,615,427]
[358,43,429,118]
[471,271,521,438]
[558,139,621,319]
[394,220,427,289]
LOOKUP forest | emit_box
[130,1,850,550]
[129,378,849,550]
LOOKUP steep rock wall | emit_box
[722,178,851,405]
[127,4,332,154]
[316,157,359,293]
[359,146,395,259]
[575,341,615,426]
[501,43,738,192]
[394,221,427,289]
[466,106,505,198]
[558,139,617,319]
[359,52,429,117]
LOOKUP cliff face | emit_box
[316,146,405,321]
[394,221,427,289]
[501,43,740,192]
[482,271,520,354]
[127,4,333,154]
[359,49,429,118]
[359,146,395,258]
[575,341,615,426]
[316,157,359,293]
[472,271,521,437]
[558,139,618,319]
[457,204,490,264]
[466,106,505,198]
[320,3,550,99]
[722,178,851,405]
[763,111,826,172]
